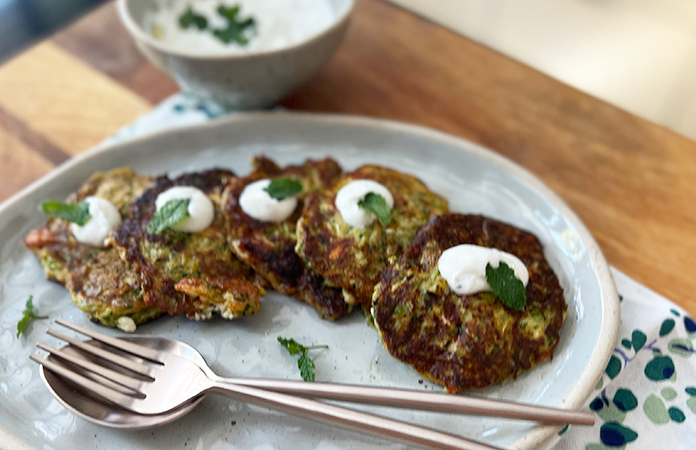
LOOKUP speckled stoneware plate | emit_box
[0,113,619,450]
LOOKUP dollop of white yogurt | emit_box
[335,180,394,228]
[155,186,214,233]
[437,244,529,296]
[239,179,298,223]
[70,196,122,247]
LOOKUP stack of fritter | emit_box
[25,157,567,392]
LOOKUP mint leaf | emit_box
[264,178,303,201]
[179,6,208,30]
[358,192,392,226]
[485,262,527,311]
[213,5,256,45]
[147,198,191,234]
[216,5,241,21]
[178,4,255,45]
[277,336,328,382]
[298,354,316,382]
[40,200,91,225]
[277,336,304,355]
[16,296,47,338]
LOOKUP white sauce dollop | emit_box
[143,0,337,55]
[70,196,122,247]
[437,244,529,296]
[239,179,298,223]
[155,186,214,233]
[335,179,394,228]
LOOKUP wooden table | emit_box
[1,0,695,317]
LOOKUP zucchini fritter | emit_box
[296,165,449,309]
[112,169,265,321]
[222,156,351,320]
[23,167,161,327]
[372,214,567,393]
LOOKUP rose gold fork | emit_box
[31,319,593,450]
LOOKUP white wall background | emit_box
[387,0,696,141]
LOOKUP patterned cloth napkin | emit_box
[105,93,696,449]
[541,269,696,449]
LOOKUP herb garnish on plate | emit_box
[485,262,527,311]
[264,178,303,201]
[40,200,91,225]
[17,296,47,338]
[278,337,328,382]
[147,198,191,234]
[358,192,392,226]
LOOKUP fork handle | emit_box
[222,377,593,426]
[208,379,499,450]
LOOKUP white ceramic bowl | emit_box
[117,0,354,109]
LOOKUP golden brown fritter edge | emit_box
[372,214,567,393]
[222,156,352,320]
[111,169,265,321]
[296,165,449,309]
[23,167,162,328]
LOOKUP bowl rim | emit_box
[116,0,355,60]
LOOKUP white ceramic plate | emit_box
[0,113,619,450]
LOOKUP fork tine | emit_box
[55,319,162,362]
[37,342,150,391]
[38,349,145,396]
[30,353,140,407]
[47,329,154,378]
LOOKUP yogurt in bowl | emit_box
[143,0,338,56]
[118,0,354,109]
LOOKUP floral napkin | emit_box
[541,268,696,449]
[105,93,696,449]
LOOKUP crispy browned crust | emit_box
[222,156,351,320]
[373,214,567,392]
[23,168,161,327]
[296,165,449,309]
[112,169,265,320]
[23,167,153,281]
[24,220,79,285]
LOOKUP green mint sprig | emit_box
[358,192,392,226]
[17,296,47,338]
[147,198,191,234]
[213,5,256,45]
[485,262,527,311]
[179,6,208,30]
[277,337,328,382]
[217,4,241,21]
[40,200,91,225]
[177,4,256,46]
[264,178,303,201]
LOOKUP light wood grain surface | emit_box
[2,0,695,317]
